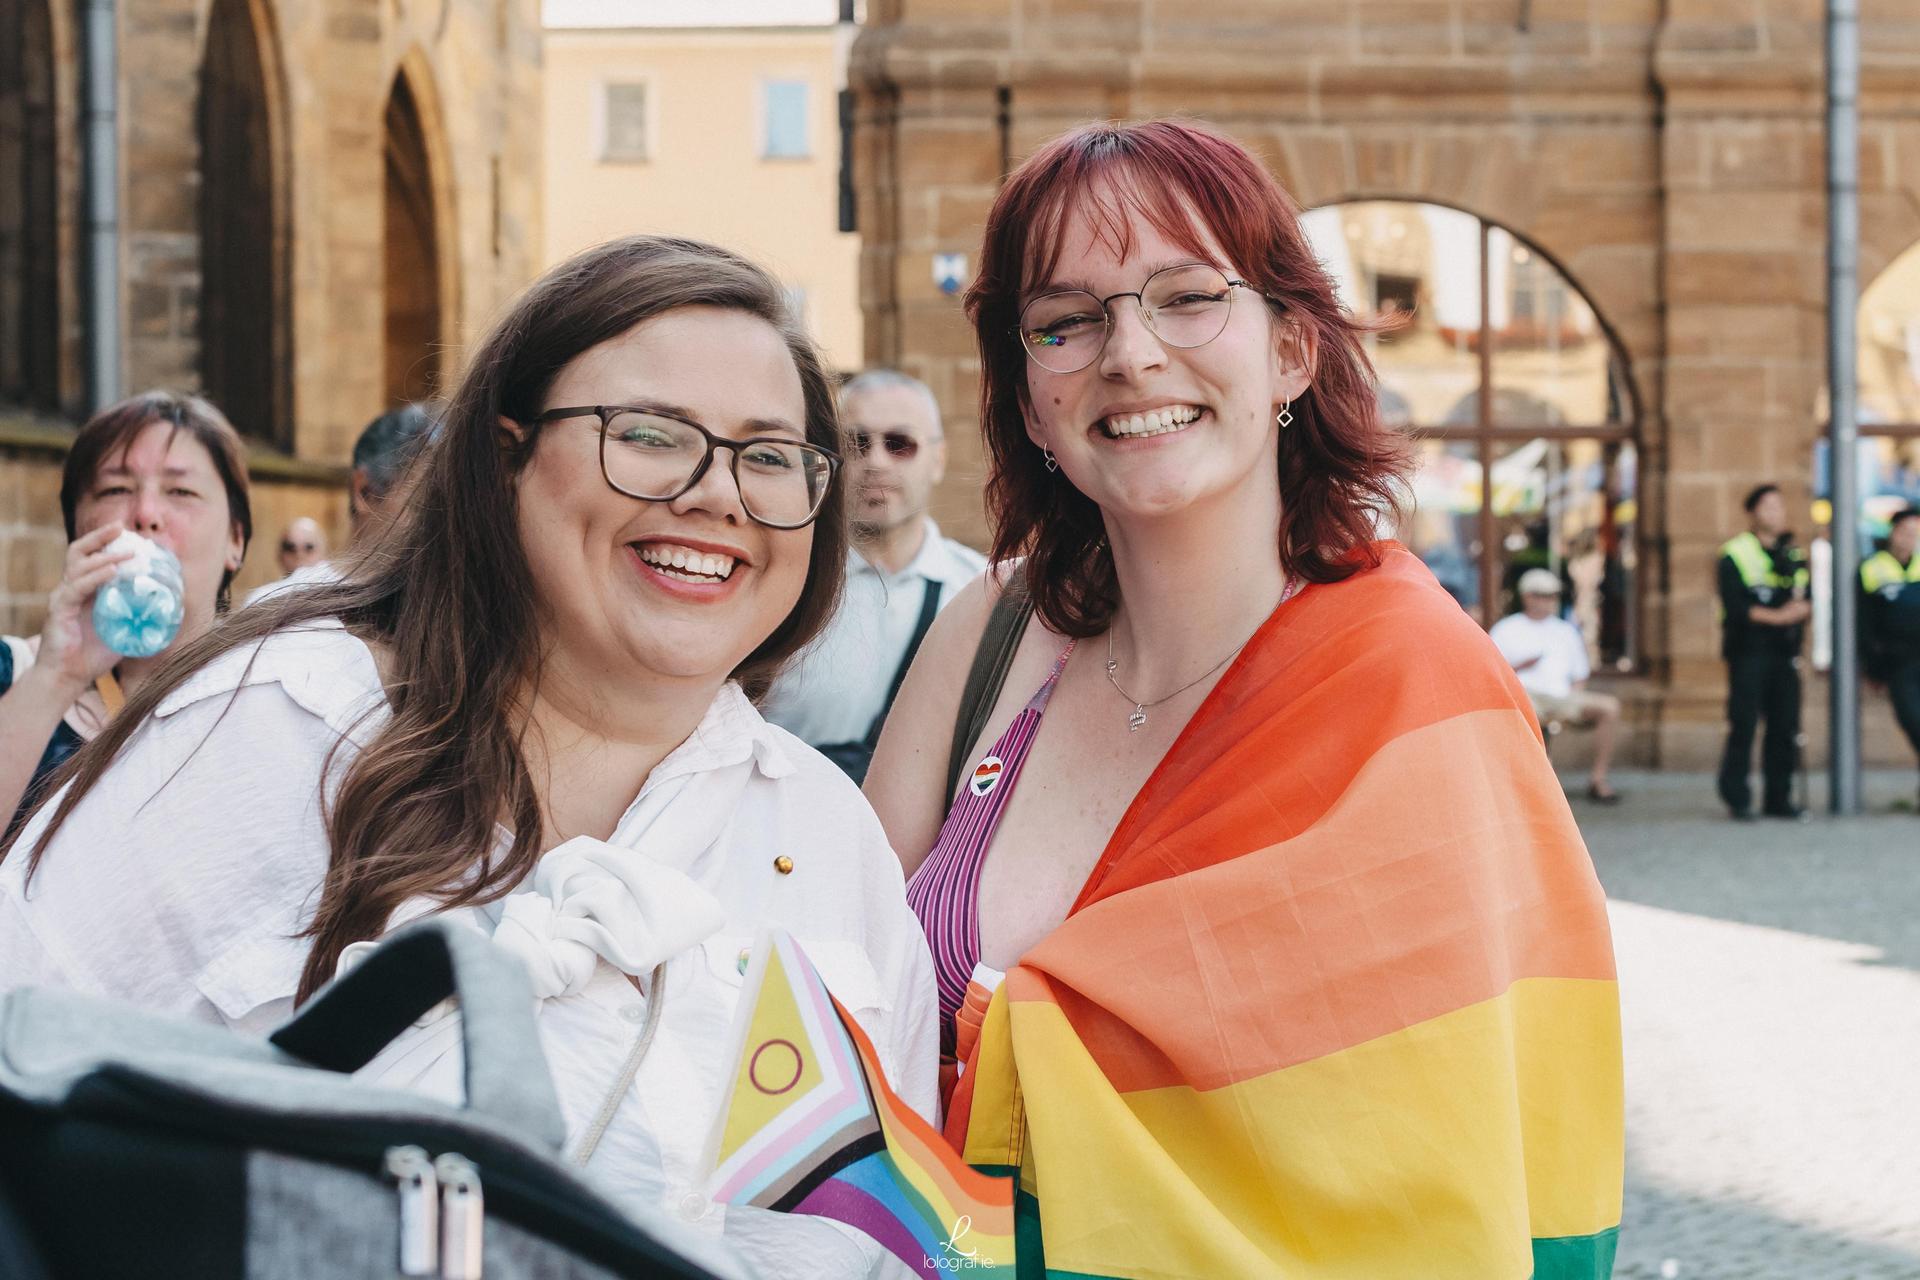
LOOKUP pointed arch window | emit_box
[198,0,291,445]
[384,71,445,406]
[0,0,65,413]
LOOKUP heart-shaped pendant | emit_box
[1128,707,1147,731]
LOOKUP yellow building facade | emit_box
[543,0,862,372]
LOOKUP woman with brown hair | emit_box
[0,236,935,1276]
[866,120,1623,1278]
[0,391,252,835]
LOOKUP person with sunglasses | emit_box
[764,369,986,781]
[273,517,329,576]
[1,237,936,1277]
[243,514,331,606]
[865,120,1622,1277]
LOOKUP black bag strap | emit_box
[863,578,944,751]
[269,920,567,1151]
[945,574,1035,802]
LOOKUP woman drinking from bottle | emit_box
[0,392,252,835]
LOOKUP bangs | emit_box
[965,117,1411,640]
[1018,154,1239,300]
[100,421,185,475]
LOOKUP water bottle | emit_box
[92,531,186,659]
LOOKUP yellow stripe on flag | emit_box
[1006,977,1622,1280]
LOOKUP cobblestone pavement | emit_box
[1569,769,1920,1280]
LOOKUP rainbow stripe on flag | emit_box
[944,546,1624,1279]
[703,928,1016,1274]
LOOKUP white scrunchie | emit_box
[490,834,726,999]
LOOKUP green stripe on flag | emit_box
[1533,1226,1620,1279]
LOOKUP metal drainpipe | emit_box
[1827,0,1861,814]
[82,0,120,409]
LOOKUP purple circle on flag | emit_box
[750,1039,805,1095]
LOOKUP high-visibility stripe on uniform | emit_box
[1860,549,1920,594]
[1721,531,1807,592]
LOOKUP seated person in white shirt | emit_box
[1489,567,1624,804]
[0,236,936,1279]
[763,370,986,781]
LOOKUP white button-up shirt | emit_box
[764,519,987,746]
[0,620,937,1278]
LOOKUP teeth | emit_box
[1102,405,1202,438]
[636,543,737,581]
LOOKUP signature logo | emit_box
[933,1214,984,1271]
[945,1215,979,1259]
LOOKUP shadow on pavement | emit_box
[1618,1154,1920,1280]
[1567,769,1920,972]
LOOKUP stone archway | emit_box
[383,69,445,406]
[0,0,60,412]
[198,0,290,443]
[1301,198,1642,659]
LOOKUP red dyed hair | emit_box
[964,118,1409,637]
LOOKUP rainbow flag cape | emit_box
[703,928,1016,1273]
[945,546,1624,1279]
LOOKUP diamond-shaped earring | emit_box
[1276,398,1294,430]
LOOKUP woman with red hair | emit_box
[867,119,1623,1278]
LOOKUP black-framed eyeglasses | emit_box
[1016,262,1272,375]
[533,405,840,530]
[848,430,926,461]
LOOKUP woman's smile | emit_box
[1092,402,1209,441]
[626,535,749,601]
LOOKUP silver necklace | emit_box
[1104,578,1300,732]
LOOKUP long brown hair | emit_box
[964,119,1410,637]
[12,236,848,1000]
[61,390,254,610]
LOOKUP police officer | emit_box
[1716,484,1811,820]
[1860,506,1920,802]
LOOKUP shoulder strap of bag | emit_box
[862,578,945,751]
[270,920,567,1151]
[945,574,1035,802]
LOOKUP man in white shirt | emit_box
[1489,568,1624,804]
[765,370,986,781]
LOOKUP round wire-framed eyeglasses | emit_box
[1017,262,1274,375]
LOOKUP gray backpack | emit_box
[0,920,747,1280]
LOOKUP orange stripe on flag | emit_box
[1018,709,1614,1093]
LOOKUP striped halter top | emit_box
[904,640,1075,1052]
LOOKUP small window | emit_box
[602,82,649,162]
[762,80,809,160]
